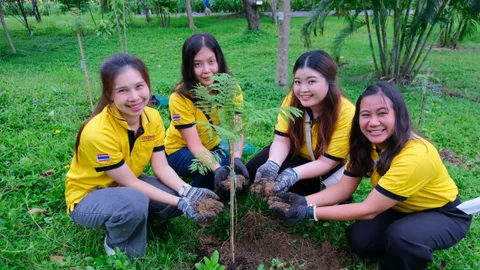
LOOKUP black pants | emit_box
[346,197,472,270]
[246,144,343,196]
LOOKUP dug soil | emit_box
[196,212,351,269]
[220,175,247,191]
[439,149,462,167]
[195,198,223,215]
[250,178,276,198]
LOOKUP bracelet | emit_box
[178,183,192,196]
[309,204,318,222]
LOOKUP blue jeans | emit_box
[69,175,182,258]
[167,145,230,190]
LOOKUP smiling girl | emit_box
[247,50,355,196]
[165,33,249,191]
[268,82,472,269]
[65,54,223,258]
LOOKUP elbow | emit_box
[358,204,381,220]
[362,212,378,220]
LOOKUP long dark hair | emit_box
[74,53,151,157]
[174,33,229,96]
[287,50,345,158]
[348,82,413,177]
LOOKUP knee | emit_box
[112,188,149,225]
[346,223,375,258]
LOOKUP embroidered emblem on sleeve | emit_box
[172,114,181,121]
[96,154,111,163]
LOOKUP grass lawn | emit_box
[0,13,479,269]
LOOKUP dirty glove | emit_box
[254,160,280,182]
[234,157,250,186]
[214,166,230,191]
[273,168,299,193]
[185,187,219,202]
[268,192,314,224]
[177,197,216,224]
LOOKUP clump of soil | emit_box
[195,198,224,226]
[220,175,247,191]
[250,178,276,198]
[196,212,351,269]
[439,149,462,167]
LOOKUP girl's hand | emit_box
[234,157,250,185]
[268,192,314,224]
[254,160,280,182]
[177,197,222,224]
[185,187,220,202]
[213,167,230,192]
[273,168,299,192]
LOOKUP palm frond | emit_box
[332,15,366,62]
[301,0,335,48]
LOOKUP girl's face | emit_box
[293,67,329,114]
[359,93,396,150]
[193,47,219,87]
[111,67,150,125]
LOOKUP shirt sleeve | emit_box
[153,111,166,152]
[169,93,196,129]
[324,98,355,161]
[376,153,436,201]
[274,93,294,136]
[81,129,125,172]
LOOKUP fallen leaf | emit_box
[50,256,65,265]
[48,110,55,117]
[28,208,46,216]
[41,168,55,178]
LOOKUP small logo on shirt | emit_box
[96,154,111,163]
[142,135,155,142]
[172,114,181,121]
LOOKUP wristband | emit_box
[178,183,192,197]
[309,204,318,222]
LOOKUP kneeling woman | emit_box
[65,54,222,258]
[269,82,471,269]
[247,50,355,196]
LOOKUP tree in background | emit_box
[242,0,260,30]
[438,0,480,49]
[186,0,196,28]
[0,0,16,53]
[5,0,32,36]
[275,0,290,88]
[302,0,454,84]
[32,0,41,22]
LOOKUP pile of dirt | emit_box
[196,212,351,269]
[250,178,276,198]
[195,198,224,226]
[439,149,462,167]
[220,175,247,191]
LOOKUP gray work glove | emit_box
[268,192,314,224]
[234,157,250,186]
[214,166,230,192]
[273,168,299,193]
[185,187,219,202]
[254,160,280,182]
[177,197,216,224]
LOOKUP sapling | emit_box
[191,73,302,263]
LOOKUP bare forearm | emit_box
[268,140,289,165]
[190,145,221,171]
[294,159,339,180]
[128,180,180,206]
[153,165,185,193]
[306,183,353,206]
[233,135,245,159]
[314,203,376,221]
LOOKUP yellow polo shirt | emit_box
[165,87,244,155]
[274,92,355,161]
[346,138,458,213]
[65,104,165,213]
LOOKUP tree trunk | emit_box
[242,0,260,30]
[32,0,41,22]
[275,0,290,88]
[0,3,16,54]
[113,1,124,52]
[185,0,196,29]
[142,0,150,22]
[16,0,32,36]
[270,0,277,25]
[45,0,50,16]
[77,31,94,112]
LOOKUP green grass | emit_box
[1,13,479,269]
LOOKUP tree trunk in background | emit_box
[270,0,277,25]
[45,0,50,15]
[0,3,16,53]
[141,0,150,22]
[275,0,290,88]
[186,0,196,29]
[242,0,260,30]
[16,0,32,36]
[32,0,41,22]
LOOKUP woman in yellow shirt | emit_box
[65,54,222,258]
[269,82,471,269]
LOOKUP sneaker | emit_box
[104,236,115,256]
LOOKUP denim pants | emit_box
[167,145,230,190]
[69,175,182,258]
[346,197,472,270]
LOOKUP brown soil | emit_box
[439,149,463,167]
[220,175,247,191]
[268,201,290,212]
[195,198,223,226]
[250,178,276,198]
[196,212,351,269]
